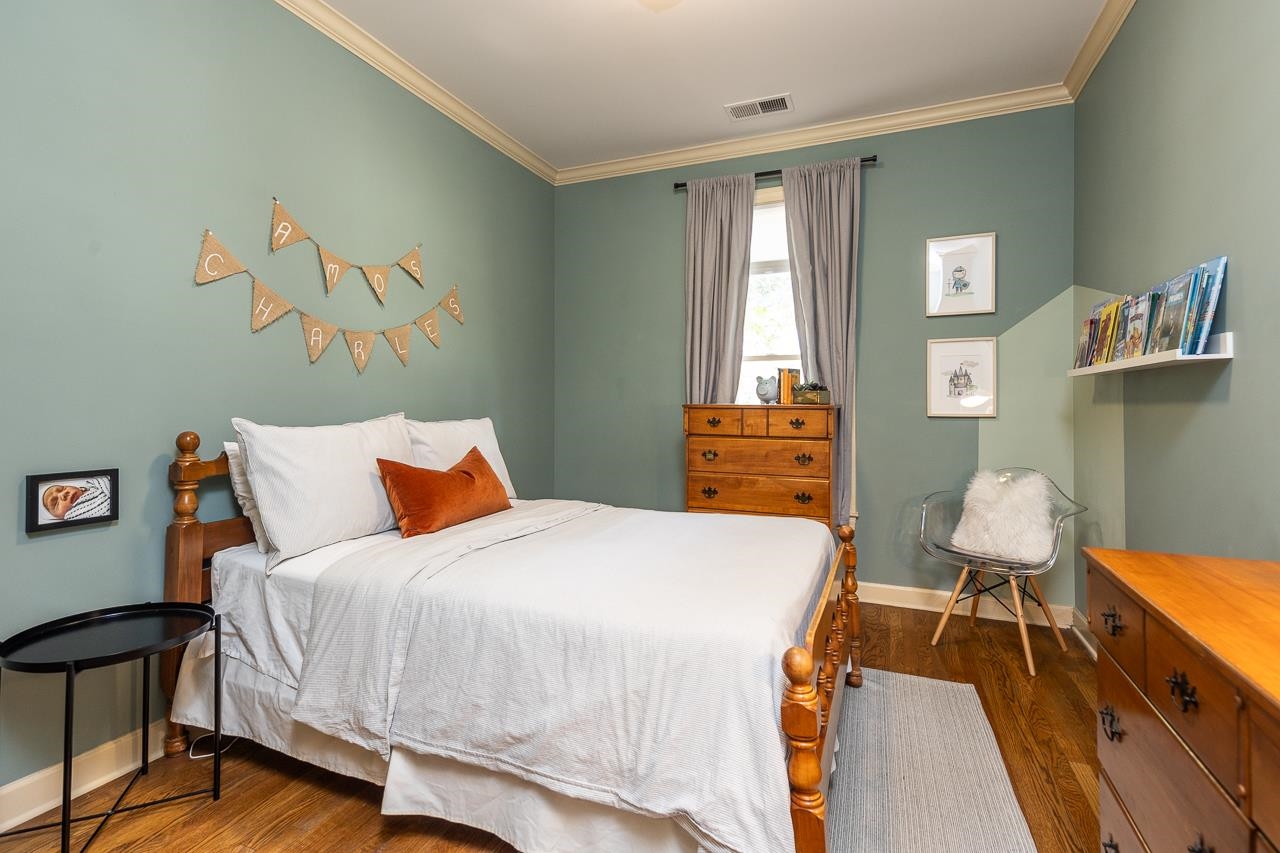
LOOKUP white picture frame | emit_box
[927,337,997,418]
[926,232,996,316]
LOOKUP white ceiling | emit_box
[322,0,1107,172]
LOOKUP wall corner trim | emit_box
[274,0,558,184]
[1071,608,1098,661]
[1064,0,1137,99]
[0,719,169,833]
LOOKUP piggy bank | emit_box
[755,375,779,404]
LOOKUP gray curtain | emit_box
[782,158,863,524]
[684,174,755,404]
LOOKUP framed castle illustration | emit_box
[926,232,995,316]
[927,337,997,417]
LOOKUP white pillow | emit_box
[950,470,1055,564]
[404,417,517,499]
[224,441,271,553]
[232,413,413,569]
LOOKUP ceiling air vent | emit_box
[724,93,794,122]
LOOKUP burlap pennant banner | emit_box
[250,279,293,331]
[384,325,413,366]
[270,200,310,252]
[344,330,376,374]
[317,246,352,295]
[362,265,392,305]
[194,230,247,284]
[440,285,464,324]
[300,313,339,363]
[398,247,424,287]
[415,309,441,348]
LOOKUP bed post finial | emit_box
[782,646,826,852]
[164,430,206,755]
[172,432,202,526]
[837,525,862,688]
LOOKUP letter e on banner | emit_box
[415,309,441,348]
[344,330,376,374]
[250,279,293,331]
[362,266,391,304]
[299,313,338,363]
[194,231,247,284]
[440,285,464,324]
[270,200,310,251]
[384,324,412,366]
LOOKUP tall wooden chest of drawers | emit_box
[1085,548,1280,853]
[683,404,836,527]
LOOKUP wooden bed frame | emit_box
[159,431,862,853]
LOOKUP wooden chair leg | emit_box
[1009,577,1036,677]
[968,569,985,626]
[1029,576,1069,652]
[931,566,971,647]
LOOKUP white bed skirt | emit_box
[172,647,699,853]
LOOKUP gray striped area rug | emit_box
[826,668,1037,852]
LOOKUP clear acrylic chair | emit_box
[920,468,1086,676]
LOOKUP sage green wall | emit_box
[1076,1,1279,558]
[0,3,554,787]
[553,106,1076,597]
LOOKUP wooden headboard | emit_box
[160,430,254,754]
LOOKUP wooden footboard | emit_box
[783,525,860,853]
[161,431,255,755]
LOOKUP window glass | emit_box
[736,199,801,403]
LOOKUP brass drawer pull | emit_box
[1098,705,1123,742]
[1101,836,1119,853]
[1101,606,1123,636]
[701,449,719,462]
[1165,669,1199,713]
[706,416,722,428]
[788,417,806,430]
[794,452,814,466]
[794,492,814,505]
[701,486,718,499]
[1186,834,1211,853]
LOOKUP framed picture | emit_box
[927,338,997,417]
[926,232,996,316]
[25,468,119,533]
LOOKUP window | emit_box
[735,187,802,403]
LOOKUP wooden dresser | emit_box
[683,404,836,526]
[1085,548,1280,853]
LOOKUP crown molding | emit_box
[275,0,557,184]
[553,84,1072,185]
[1064,0,1136,99]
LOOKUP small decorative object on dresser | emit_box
[755,374,779,404]
[24,468,119,533]
[684,404,836,526]
[793,382,830,404]
[1086,548,1280,853]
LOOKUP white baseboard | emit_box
[858,579,1075,628]
[0,719,168,833]
[1072,608,1098,660]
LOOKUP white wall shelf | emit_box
[1068,332,1234,377]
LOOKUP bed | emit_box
[160,429,861,853]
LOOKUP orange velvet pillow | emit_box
[377,447,512,537]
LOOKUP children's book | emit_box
[1074,320,1093,368]
[1150,271,1193,354]
[1091,304,1115,365]
[1179,267,1203,353]
[1189,256,1227,354]
[1122,294,1149,359]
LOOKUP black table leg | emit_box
[140,655,150,775]
[213,613,221,800]
[62,663,75,853]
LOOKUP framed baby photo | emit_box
[25,468,119,533]
[926,232,996,316]
[927,338,997,417]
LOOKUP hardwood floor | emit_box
[1,604,1097,852]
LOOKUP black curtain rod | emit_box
[672,155,877,192]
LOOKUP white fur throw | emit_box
[950,470,1055,564]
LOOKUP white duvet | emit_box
[290,499,835,853]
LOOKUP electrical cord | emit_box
[188,731,238,760]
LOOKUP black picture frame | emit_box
[25,468,120,534]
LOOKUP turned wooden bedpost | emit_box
[838,525,862,688]
[782,646,826,852]
[161,431,204,756]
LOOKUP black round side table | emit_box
[0,602,221,853]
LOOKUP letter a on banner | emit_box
[414,309,441,348]
[250,279,293,331]
[194,230,247,284]
[440,285,465,324]
[384,324,412,366]
[300,313,339,363]
[344,330,376,374]
[269,200,310,252]
[362,266,391,304]
[397,247,424,287]
[317,246,352,295]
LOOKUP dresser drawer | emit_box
[766,407,831,438]
[1089,567,1146,688]
[1260,831,1279,853]
[1098,649,1251,853]
[1144,618,1241,799]
[687,473,830,518]
[1252,709,1280,845]
[685,407,741,435]
[1099,769,1148,853]
[687,437,831,478]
